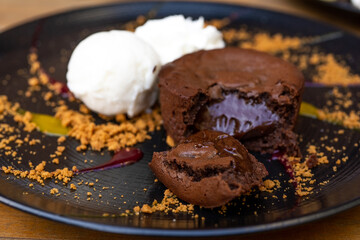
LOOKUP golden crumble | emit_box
[55,105,162,152]
[134,189,194,214]
[166,135,175,147]
[50,188,59,195]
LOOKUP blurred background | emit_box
[0,0,359,35]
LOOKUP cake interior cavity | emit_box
[195,92,279,140]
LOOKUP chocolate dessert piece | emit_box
[158,48,304,155]
[149,130,268,208]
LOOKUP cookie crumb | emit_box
[50,188,59,195]
[166,135,175,147]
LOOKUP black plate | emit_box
[1,1,360,237]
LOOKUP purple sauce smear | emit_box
[76,148,143,174]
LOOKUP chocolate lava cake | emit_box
[149,130,268,208]
[158,48,305,155]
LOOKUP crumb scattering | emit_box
[239,33,302,53]
[2,161,75,185]
[313,54,360,85]
[55,105,162,152]
[50,188,59,195]
[133,189,194,215]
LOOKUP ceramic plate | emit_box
[0,1,360,236]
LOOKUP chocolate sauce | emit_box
[180,130,253,173]
[48,75,71,96]
[195,93,279,140]
[77,148,143,173]
[30,21,71,98]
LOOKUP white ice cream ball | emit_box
[66,30,161,117]
[135,15,225,65]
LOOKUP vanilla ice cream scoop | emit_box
[135,15,225,64]
[66,30,161,117]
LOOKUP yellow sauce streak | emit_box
[299,102,319,119]
[18,109,68,136]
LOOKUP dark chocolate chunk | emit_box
[149,130,268,208]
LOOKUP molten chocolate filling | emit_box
[195,93,279,140]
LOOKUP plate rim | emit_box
[1,193,359,237]
[1,0,360,236]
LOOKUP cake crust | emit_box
[158,47,305,155]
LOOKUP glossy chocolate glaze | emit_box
[195,93,279,140]
[175,130,254,173]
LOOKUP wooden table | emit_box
[0,0,360,239]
